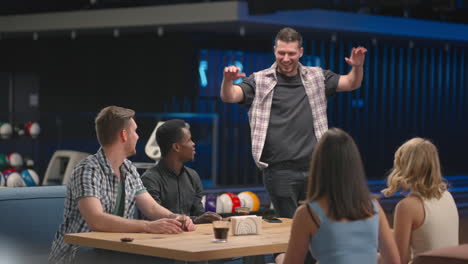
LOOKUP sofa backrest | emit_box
[0,185,66,256]
[413,244,468,264]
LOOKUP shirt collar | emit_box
[266,62,306,79]
[157,158,185,177]
[96,147,131,177]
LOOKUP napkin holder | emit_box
[231,215,262,235]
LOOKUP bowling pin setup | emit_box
[0,121,41,187]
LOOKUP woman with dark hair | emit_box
[276,128,400,264]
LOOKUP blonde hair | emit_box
[382,138,446,199]
[95,106,135,147]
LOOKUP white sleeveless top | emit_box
[411,190,459,258]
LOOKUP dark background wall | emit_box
[0,34,198,113]
[0,30,467,186]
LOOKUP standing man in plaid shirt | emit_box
[220,27,367,218]
[49,106,195,264]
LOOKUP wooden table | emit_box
[65,218,292,262]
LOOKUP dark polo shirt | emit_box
[141,160,205,217]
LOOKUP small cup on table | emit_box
[170,213,187,232]
[177,214,188,231]
[234,206,250,216]
[212,220,230,243]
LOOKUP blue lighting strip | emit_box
[203,176,468,210]
[368,175,468,185]
[397,48,403,130]
[346,42,352,130]
[406,46,412,131]
[381,45,388,141]
[429,49,435,126]
[446,49,451,127]
[389,46,395,127]
[444,175,468,180]
[205,176,468,191]
[238,2,468,42]
[204,186,266,194]
[414,48,420,134]
[421,48,427,132]
[452,49,458,127]
[460,50,465,125]
[137,112,218,119]
[338,41,345,126]
[448,187,468,193]
[437,49,443,127]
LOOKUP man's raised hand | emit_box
[345,47,368,67]
[223,66,246,82]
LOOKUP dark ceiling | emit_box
[1,0,467,24]
[0,0,202,15]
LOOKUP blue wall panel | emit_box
[165,38,468,185]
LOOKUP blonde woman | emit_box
[382,138,459,264]
[277,128,400,264]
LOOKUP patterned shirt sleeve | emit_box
[71,163,102,200]
[130,163,147,194]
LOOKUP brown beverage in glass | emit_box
[178,219,186,231]
[212,221,230,242]
[176,215,186,231]
[235,206,250,216]
[213,227,229,240]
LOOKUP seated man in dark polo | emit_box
[142,119,221,224]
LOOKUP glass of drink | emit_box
[176,214,187,231]
[169,214,187,231]
[234,206,250,216]
[212,220,230,243]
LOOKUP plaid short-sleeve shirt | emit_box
[49,148,146,264]
[249,63,328,168]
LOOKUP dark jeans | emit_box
[262,166,316,264]
[262,166,308,218]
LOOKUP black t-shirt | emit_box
[239,69,339,165]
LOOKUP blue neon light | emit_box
[351,99,364,108]
[304,55,321,67]
[233,60,244,85]
[199,60,208,88]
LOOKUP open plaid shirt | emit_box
[49,148,146,264]
[249,63,328,168]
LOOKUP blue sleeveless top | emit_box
[308,200,379,264]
